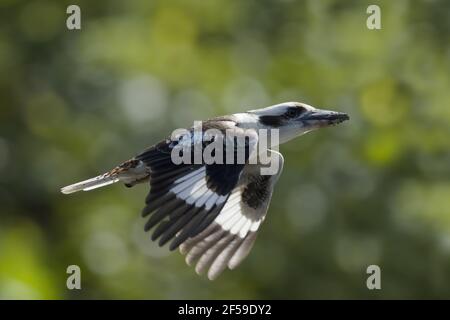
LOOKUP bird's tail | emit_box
[61,159,149,194]
[61,173,121,194]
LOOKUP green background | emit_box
[0,0,449,299]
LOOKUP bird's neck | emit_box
[234,113,263,130]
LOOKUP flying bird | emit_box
[61,102,349,280]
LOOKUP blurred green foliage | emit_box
[0,0,449,299]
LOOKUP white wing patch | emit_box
[179,185,266,280]
[169,167,226,209]
[178,150,284,280]
[213,187,264,239]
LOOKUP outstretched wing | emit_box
[179,150,284,280]
[136,122,259,253]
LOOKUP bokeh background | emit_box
[0,0,449,299]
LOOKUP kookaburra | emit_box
[61,102,349,280]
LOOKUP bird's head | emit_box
[248,102,349,144]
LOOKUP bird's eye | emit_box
[285,107,304,118]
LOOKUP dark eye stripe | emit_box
[284,106,305,118]
[259,115,283,127]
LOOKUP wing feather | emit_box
[137,124,283,279]
[179,150,284,279]
[138,124,257,255]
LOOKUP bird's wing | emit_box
[179,150,284,279]
[136,123,259,251]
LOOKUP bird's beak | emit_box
[299,108,349,128]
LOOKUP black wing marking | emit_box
[179,150,285,280]
[136,124,258,251]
